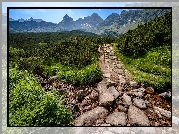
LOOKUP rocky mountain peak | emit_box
[91,13,103,21]
[62,14,73,23]
[63,14,70,19]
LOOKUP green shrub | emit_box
[113,43,171,92]
[116,12,171,57]
[17,57,45,75]
[9,68,73,126]
[9,47,25,61]
[56,60,102,86]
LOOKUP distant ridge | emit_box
[8,9,170,35]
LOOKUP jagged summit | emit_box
[63,14,70,19]
[91,13,101,18]
[8,9,170,35]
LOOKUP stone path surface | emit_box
[38,44,172,127]
[72,44,171,126]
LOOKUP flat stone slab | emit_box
[106,112,127,126]
[74,106,109,126]
[99,90,115,107]
[97,81,115,107]
[128,105,150,126]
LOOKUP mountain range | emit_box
[7,9,170,35]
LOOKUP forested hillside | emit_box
[114,11,171,91]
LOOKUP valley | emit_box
[8,9,171,127]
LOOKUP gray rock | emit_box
[99,90,115,107]
[106,49,111,53]
[127,91,144,98]
[74,106,108,126]
[117,105,128,112]
[132,88,146,93]
[117,86,123,91]
[145,87,154,94]
[133,98,147,109]
[106,112,127,126]
[119,77,126,85]
[106,79,117,88]
[130,81,138,88]
[153,106,171,118]
[108,86,120,99]
[89,90,99,100]
[103,73,111,78]
[114,68,123,74]
[83,105,92,111]
[159,91,171,99]
[128,105,150,126]
[105,59,110,63]
[115,63,123,69]
[97,81,115,107]
[122,93,132,106]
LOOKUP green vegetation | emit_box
[9,31,104,126]
[116,12,171,57]
[9,68,73,126]
[42,60,102,86]
[9,30,97,50]
[8,10,172,127]
[9,34,103,83]
[113,12,171,92]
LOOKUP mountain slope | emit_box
[8,9,170,35]
[97,9,171,36]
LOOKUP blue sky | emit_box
[2,2,148,23]
[9,9,123,23]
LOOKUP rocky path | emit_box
[72,44,171,126]
[37,44,171,127]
